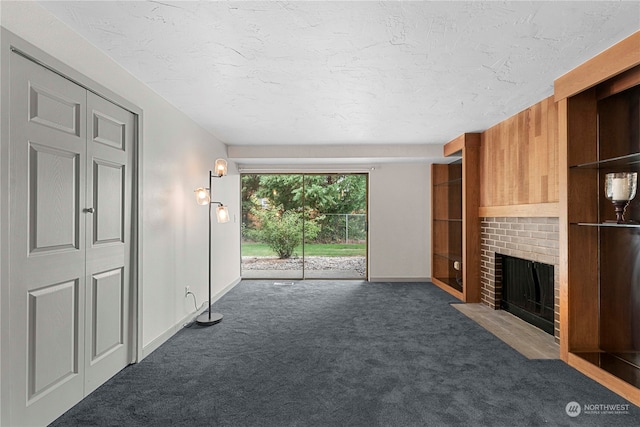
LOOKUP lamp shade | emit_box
[216,205,230,223]
[195,187,211,205]
[214,159,228,177]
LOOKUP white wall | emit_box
[369,162,431,281]
[0,2,241,358]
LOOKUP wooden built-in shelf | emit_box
[570,153,640,169]
[557,32,640,406]
[573,352,640,389]
[431,133,481,302]
[432,277,463,293]
[574,222,640,228]
[433,252,463,263]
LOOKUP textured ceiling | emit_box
[38,1,639,148]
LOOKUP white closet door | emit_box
[9,52,88,427]
[8,53,134,426]
[84,91,133,394]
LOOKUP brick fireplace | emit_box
[480,217,560,341]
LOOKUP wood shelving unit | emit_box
[431,133,481,302]
[557,32,640,405]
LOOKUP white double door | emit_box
[8,53,135,426]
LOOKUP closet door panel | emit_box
[84,92,134,394]
[9,52,87,427]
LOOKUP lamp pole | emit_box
[197,170,224,326]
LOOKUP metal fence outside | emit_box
[311,213,366,244]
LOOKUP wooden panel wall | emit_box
[480,96,559,208]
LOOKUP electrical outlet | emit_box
[185,285,190,297]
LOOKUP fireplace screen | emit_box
[499,254,554,335]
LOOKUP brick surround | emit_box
[480,217,560,340]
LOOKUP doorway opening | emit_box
[241,173,368,280]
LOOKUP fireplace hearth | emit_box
[498,254,554,335]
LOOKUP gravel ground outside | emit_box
[242,256,366,276]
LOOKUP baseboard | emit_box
[368,277,431,283]
[142,323,178,360]
[141,276,241,360]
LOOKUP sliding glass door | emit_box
[303,174,367,279]
[241,174,304,279]
[241,173,367,280]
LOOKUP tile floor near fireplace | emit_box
[452,303,559,359]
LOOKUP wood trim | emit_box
[462,138,481,303]
[596,65,640,100]
[460,133,481,148]
[431,278,464,301]
[557,98,570,362]
[567,353,640,406]
[478,203,559,218]
[555,31,640,101]
[443,133,473,157]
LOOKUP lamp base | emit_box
[196,312,223,326]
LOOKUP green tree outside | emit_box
[242,174,367,257]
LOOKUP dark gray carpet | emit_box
[51,281,638,426]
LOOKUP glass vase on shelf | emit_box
[604,172,638,223]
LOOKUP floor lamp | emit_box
[194,158,230,326]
